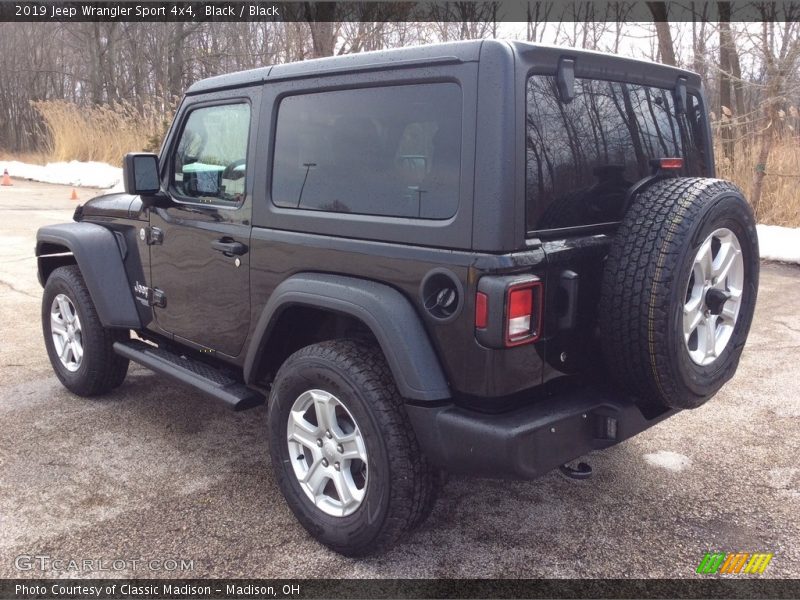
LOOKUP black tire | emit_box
[599,178,759,409]
[267,339,437,556]
[42,265,129,396]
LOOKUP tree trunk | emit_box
[750,106,774,219]
[718,2,734,165]
[750,22,781,217]
[168,22,185,100]
[305,2,337,58]
[730,38,746,138]
[647,2,677,66]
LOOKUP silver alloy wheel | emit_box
[683,228,744,366]
[287,389,368,517]
[50,293,83,372]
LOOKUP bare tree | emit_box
[647,2,677,66]
[748,15,800,215]
[718,2,736,163]
[304,2,337,57]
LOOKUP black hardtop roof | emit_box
[185,39,483,94]
[185,39,698,95]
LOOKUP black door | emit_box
[149,94,258,357]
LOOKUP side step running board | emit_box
[113,340,264,411]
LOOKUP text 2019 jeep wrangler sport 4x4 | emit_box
[36,40,758,555]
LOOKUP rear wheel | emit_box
[42,265,129,396]
[599,178,759,409]
[267,339,437,556]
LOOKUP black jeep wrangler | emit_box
[36,40,759,555]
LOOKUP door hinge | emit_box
[135,282,167,308]
[140,226,164,245]
[149,288,167,308]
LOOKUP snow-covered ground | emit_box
[2,159,798,264]
[2,160,123,190]
[757,224,800,264]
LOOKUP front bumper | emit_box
[406,387,677,480]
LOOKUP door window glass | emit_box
[173,103,250,204]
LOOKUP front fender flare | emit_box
[244,274,450,402]
[36,222,141,329]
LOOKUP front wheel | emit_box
[42,265,129,396]
[267,339,437,556]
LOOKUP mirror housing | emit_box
[123,153,161,196]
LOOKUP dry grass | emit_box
[32,99,175,167]
[0,149,48,163]
[715,135,800,227]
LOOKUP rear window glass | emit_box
[526,75,707,231]
[271,83,462,220]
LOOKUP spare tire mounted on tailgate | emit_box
[600,178,759,409]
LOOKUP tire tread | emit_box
[43,265,129,396]
[271,339,437,556]
[599,177,754,407]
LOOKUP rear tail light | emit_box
[475,275,543,348]
[505,281,543,346]
[507,287,533,338]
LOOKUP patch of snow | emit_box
[644,451,692,472]
[1,160,122,189]
[757,224,800,265]
[107,180,125,193]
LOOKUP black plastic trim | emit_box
[36,222,141,329]
[556,57,576,102]
[243,273,450,401]
[407,387,677,479]
[526,221,621,239]
[558,270,579,330]
[114,340,264,411]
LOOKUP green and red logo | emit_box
[696,552,774,575]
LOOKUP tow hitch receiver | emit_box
[559,462,593,480]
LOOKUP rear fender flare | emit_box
[244,274,450,402]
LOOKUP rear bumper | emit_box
[406,387,677,480]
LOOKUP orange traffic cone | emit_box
[70,188,78,200]
[1,169,11,186]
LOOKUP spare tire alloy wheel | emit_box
[600,178,759,410]
[683,228,743,366]
[287,389,368,517]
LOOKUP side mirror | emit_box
[123,153,161,196]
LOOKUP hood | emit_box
[77,192,146,222]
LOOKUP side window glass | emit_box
[173,103,250,204]
[271,83,462,220]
